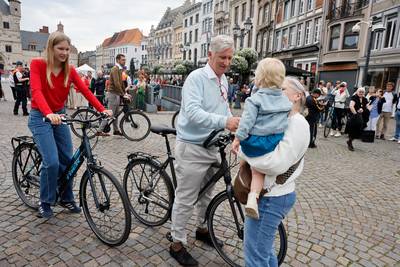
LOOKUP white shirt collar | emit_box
[204,63,221,80]
[116,63,123,70]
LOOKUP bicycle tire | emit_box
[123,158,174,226]
[171,110,179,128]
[70,108,101,139]
[120,110,151,141]
[324,117,332,138]
[80,166,132,246]
[207,192,287,266]
[12,143,41,210]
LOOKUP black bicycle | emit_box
[123,126,287,266]
[323,101,348,138]
[11,114,132,246]
[171,110,179,128]
[70,103,151,141]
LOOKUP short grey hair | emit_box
[356,87,366,94]
[283,76,307,112]
[209,35,234,53]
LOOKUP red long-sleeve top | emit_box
[30,58,105,116]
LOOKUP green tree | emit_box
[230,55,248,76]
[235,48,258,85]
[174,64,187,75]
[152,64,162,75]
[182,60,195,74]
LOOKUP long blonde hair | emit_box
[45,31,71,88]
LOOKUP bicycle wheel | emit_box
[123,158,174,226]
[12,143,41,210]
[120,110,151,141]
[171,110,179,128]
[80,166,132,246]
[208,192,287,266]
[324,117,332,138]
[70,108,101,139]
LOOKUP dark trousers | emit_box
[13,86,28,114]
[11,86,17,100]
[332,108,344,131]
[309,121,318,146]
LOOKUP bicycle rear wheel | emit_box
[123,158,174,226]
[70,108,101,139]
[324,117,332,138]
[12,143,41,209]
[80,167,131,246]
[208,192,287,266]
[120,110,151,141]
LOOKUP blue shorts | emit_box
[240,133,284,158]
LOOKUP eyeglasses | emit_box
[217,80,228,102]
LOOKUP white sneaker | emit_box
[329,130,336,136]
[334,132,342,137]
[397,140,400,144]
[318,123,323,128]
[389,137,398,141]
[245,192,259,219]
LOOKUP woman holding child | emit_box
[232,58,309,266]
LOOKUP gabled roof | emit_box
[0,0,11,15]
[101,28,143,48]
[20,30,49,52]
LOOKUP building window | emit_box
[190,16,193,26]
[384,15,397,49]
[3,22,10,29]
[305,20,312,45]
[195,29,198,42]
[284,1,290,21]
[343,21,359,49]
[142,45,145,50]
[185,19,188,27]
[299,0,304,14]
[329,24,341,51]
[189,49,192,60]
[196,14,199,23]
[189,31,192,43]
[184,33,187,44]
[306,0,313,11]
[258,7,263,25]
[282,29,288,49]
[291,0,297,17]
[263,4,270,23]
[203,5,206,15]
[275,31,282,51]
[250,0,255,17]
[28,44,36,51]
[241,2,247,21]
[5,45,12,53]
[289,26,296,47]
[296,24,303,46]
[234,6,239,24]
[314,17,321,43]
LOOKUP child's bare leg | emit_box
[245,168,265,220]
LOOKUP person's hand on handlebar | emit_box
[231,137,240,155]
[226,117,240,132]
[46,113,62,125]
[102,109,113,117]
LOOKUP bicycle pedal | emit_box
[166,232,173,242]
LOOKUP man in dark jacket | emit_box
[94,71,106,105]
[305,89,325,148]
[13,61,30,116]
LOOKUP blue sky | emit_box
[20,0,184,51]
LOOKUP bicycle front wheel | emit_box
[207,192,287,266]
[70,108,100,139]
[80,167,131,246]
[324,117,332,138]
[120,110,151,141]
[123,158,174,226]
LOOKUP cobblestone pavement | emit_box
[0,84,399,267]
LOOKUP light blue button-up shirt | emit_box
[176,63,232,145]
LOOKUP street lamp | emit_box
[352,19,385,86]
[179,43,190,60]
[233,17,253,49]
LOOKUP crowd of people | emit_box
[304,79,399,151]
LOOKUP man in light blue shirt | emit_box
[169,35,240,266]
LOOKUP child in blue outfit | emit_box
[232,58,292,219]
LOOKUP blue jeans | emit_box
[244,192,296,267]
[28,109,75,205]
[394,110,400,139]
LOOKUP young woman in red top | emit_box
[28,31,112,218]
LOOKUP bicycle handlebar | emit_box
[43,112,107,124]
[202,129,234,149]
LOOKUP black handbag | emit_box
[361,130,375,143]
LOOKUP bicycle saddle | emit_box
[150,125,176,136]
